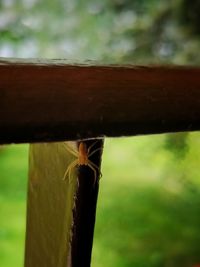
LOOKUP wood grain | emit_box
[0,58,200,143]
[25,142,77,267]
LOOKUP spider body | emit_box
[63,141,101,184]
[78,142,88,165]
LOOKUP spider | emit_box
[63,141,102,185]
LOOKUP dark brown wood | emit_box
[71,139,104,267]
[25,139,104,267]
[0,58,200,144]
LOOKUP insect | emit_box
[63,141,102,185]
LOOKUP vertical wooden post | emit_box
[71,139,104,267]
[25,139,104,267]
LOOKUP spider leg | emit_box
[63,142,78,157]
[88,160,100,171]
[87,140,99,154]
[87,162,97,185]
[88,147,102,157]
[90,160,103,179]
[88,159,102,185]
[63,159,78,183]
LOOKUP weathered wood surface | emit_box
[25,139,103,267]
[0,58,200,144]
[25,142,76,267]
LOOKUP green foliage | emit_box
[1,136,200,267]
[179,0,200,35]
[0,145,28,199]
[0,145,28,267]
[1,0,200,63]
[164,132,189,160]
[92,133,200,267]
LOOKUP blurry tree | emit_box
[164,132,189,160]
[180,0,200,35]
[0,0,200,63]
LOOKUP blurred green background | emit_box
[1,0,200,266]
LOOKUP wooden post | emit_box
[70,139,103,267]
[25,139,104,267]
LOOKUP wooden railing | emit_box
[1,58,200,267]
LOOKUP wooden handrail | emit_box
[1,58,200,144]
